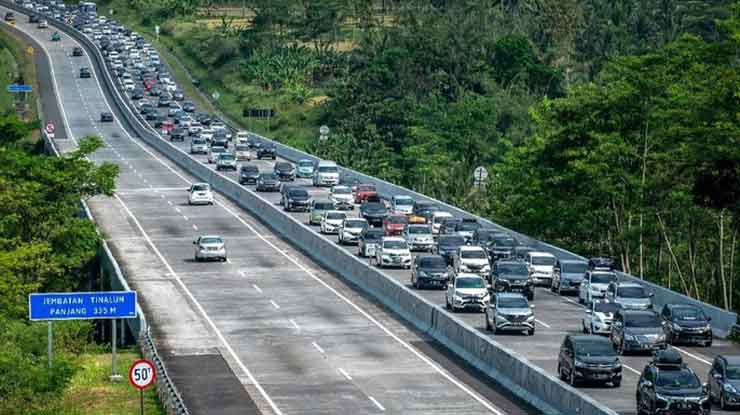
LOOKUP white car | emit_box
[391,195,414,215]
[320,211,346,234]
[373,237,412,269]
[234,144,251,161]
[431,211,453,235]
[404,224,434,251]
[164,79,177,92]
[188,183,214,205]
[582,300,622,334]
[338,218,368,245]
[200,128,215,142]
[193,235,226,262]
[578,271,619,305]
[188,122,203,136]
[454,246,490,278]
[445,273,489,313]
[123,79,135,91]
[235,130,249,145]
[207,146,227,164]
[525,251,556,287]
[329,185,354,210]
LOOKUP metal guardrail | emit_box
[141,327,190,415]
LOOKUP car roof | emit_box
[619,309,656,317]
[382,236,406,242]
[496,260,524,266]
[721,355,740,365]
[559,259,587,265]
[459,245,485,251]
[665,303,699,311]
[199,234,222,239]
[529,251,555,257]
[456,273,483,280]
[496,292,526,299]
[615,282,642,288]
[569,335,611,344]
[393,195,413,200]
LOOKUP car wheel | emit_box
[705,338,713,347]
[529,326,535,336]
[612,379,620,388]
[445,296,451,310]
[527,292,534,301]
[721,391,728,410]
[578,295,584,304]
[569,366,577,386]
[558,363,566,381]
[485,314,492,331]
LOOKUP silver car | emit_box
[485,293,535,335]
[404,224,434,251]
[193,235,227,262]
[338,218,369,245]
[190,138,208,154]
[207,145,227,164]
[215,153,237,171]
[309,200,335,225]
[606,282,653,310]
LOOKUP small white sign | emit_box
[128,359,156,390]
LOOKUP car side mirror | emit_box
[707,316,712,321]
[447,283,453,289]
[642,380,653,389]
[585,309,592,314]
[713,373,722,380]
[530,304,536,309]
[192,241,196,245]
[703,383,709,393]
[649,292,654,297]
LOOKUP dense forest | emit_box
[107,0,740,312]
[0,115,118,412]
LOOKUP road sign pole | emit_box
[110,319,123,381]
[140,390,144,415]
[48,321,53,368]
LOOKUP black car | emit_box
[411,255,450,289]
[610,310,666,354]
[131,88,144,100]
[436,235,466,265]
[558,335,621,387]
[708,354,740,410]
[488,234,518,261]
[79,67,91,78]
[157,95,170,107]
[170,128,186,142]
[360,202,389,226]
[212,137,229,149]
[72,46,83,57]
[282,188,311,212]
[438,218,462,236]
[172,90,184,101]
[257,145,277,160]
[256,173,280,192]
[636,347,710,415]
[589,257,616,271]
[551,259,588,295]
[196,113,212,125]
[182,101,195,112]
[491,260,534,300]
[472,228,498,247]
[145,111,161,122]
[413,201,439,219]
[140,103,155,115]
[239,164,260,185]
[273,161,295,181]
[100,112,114,122]
[512,245,535,261]
[660,304,712,347]
[28,14,39,23]
[149,87,162,97]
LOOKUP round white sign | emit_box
[319,125,329,136]
[128,359,156,390]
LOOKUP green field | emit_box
[0,26,39,121]
[0,35,18,113]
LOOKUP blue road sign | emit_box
[29,291,137,321]
[6,84,33,93]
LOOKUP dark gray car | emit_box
[360,202,388,226]
[491,260,534,300]
[609,310,666,354]
[411,255,450,289]
[435,235,466,265]
[551,259,588,295]
[238,164,260,185]
[256,173,280,192]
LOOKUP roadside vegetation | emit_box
[0,27,39,121]
[98,0,740,312]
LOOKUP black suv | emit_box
[282,188,311,212]
[413,201,439,220]
[273,161,295,181]
[79,67,91,78]
[636,347,710,415]
[512,245,535,261]
[610,310,666,355]
[438,218,462,237]
[435,234,466,266]
[257,145,277,160]
[359,201,388,226]
[488,234,518,261]
[491,260,534,300]
[238,164,260,185]
[100,112,114,122]
[472,228,498,248]
[72,46,84,57]
[411,255,450,289]
[660,304,712,347]
[558,335,621,387]
[708,354,740,410]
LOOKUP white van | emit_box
[525,251,556,287]
[312,160,340,187]
[236,131,249,146]
[431,211,453,235]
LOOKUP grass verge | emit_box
[0,24,39,121]
[39,347,165,415]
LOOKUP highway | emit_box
[2,6,537,415]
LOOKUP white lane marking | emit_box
[312,341,325,355]
[167,200,173,206]
[535,319,551,329]
[192,224,198,231]
[111,194,284,415]
[226,258,231,264]
[674,346,712,366]
[252,284,263,294]
[289,319,300,330]
[368,396,385,412]
[338,368,352,381]
[32,21,503,412]
[182,215,189,221]
[174,207,181,213]
[270,300,280,310]
[624,364,641,375]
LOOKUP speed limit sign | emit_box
[128,359,156,390]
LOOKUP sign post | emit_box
[45,122,55,139]
[29,291,137,379]
[473,166,489,189]
[154,25,159,41]
[319,125,329,142]
[129,359,156,415]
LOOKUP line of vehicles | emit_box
[23,1,737,412]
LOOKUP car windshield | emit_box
[363,203,386,213]
[531,256,555,266]
[241,166,258,173]
[384,240,408,250]
[456,278,484,289]
[261,173,277,180]
[219,154,234,161]
[672,307,706,321]
[727,366,740,380]
[395,197,413,206]
[236,145,249,151]
[575,340,616,357]
[200,237,222,244]
[298,160,313,167]
[499,297,529,308]
[333,187,351,195]
[493,237,516,247]
[313,202,334,210]
[656,369,701,389]
[563,262,588,273]
[624,314,661,328]
[288,190,308,197]
[594,302,621,314]
[461,250,487,259]
[458,222,479,231]
[618,286,648,298]
[318,166,338,173]
[420,257,446,268]
[192,184,209,192]
[192,139,206,145]
[439,236,466,247]
[591,273,617,284]
[211,146,226,154]
[345,220,367,229]
[327,212,346,220]
[408,226,431,234]
[276,163,291,170]
[497,263,529,275]
[357,185,375,192]
[387,216,408,224]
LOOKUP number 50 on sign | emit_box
[129,359,156,390]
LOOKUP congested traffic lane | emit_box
[6,6,535,415]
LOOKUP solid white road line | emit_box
[338,368,353,381]
[368,396,385,411]
[623,364,641,376]
[289,319,300,330]
[192,224,198,231]
[312,341,325,355]
[674,346,712,366]
[252,284,263,294]
[269,300,280,310]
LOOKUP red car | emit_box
[143,79,158,91]
[353,184,378,204]
[383,214,409,236]
[161,120,174,135]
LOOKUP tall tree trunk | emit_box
[657,213,691,297]
[718,210,729,310]
[639,112,649,279]
[729,227,737,310]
